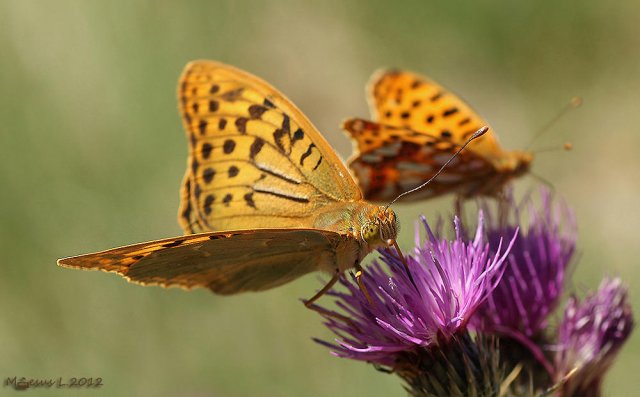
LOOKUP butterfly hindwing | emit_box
[57,229,346,294]
[178,61,361,234]
[344,118,495,201]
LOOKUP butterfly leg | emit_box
[303,270,362,331]
[354,263,375,306]
[386,240,420,294]
[304,269,340,308]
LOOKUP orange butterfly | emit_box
[344,69,533,202]
[57,61,400,304]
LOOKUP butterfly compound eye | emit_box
[361,222,380,244]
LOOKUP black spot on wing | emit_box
[250,137,265,159]
[235,117,248,134]
[201,142,213,159]
[204,194,215,214]
[198,120,207,135]
[182,201,192,221]
[292,128,304,144]
[430,92,443,102]
[161,239,186,248]
[228,165,239,178]
[281,114,290,132]
[223,139,236,154]
[244,192,256,208]
[300,143,316,166]
[223,194,233,206]
[273,129,289,153]
[313,156,323,171]
[203,168,215,183]
[442,107,459,117]
[248,105,267,119]
[263,98,275,108]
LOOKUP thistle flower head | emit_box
[471,188,576,339]
[555,278,634,397]
[315,211,517,368]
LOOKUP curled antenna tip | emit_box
[570,96,583,107]
[564,142,573,151]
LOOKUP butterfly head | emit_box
[360,206,399,249]
[493,150,533,177]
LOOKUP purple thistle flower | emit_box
[554,278,634,397]
[314,211,517,368]
[470,188,576,372]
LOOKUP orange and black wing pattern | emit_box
[178,61,361,234]
[344,119,496,201]
[58,229,341,294]
[344,69,532,202]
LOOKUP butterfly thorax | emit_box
[312,201,398,269]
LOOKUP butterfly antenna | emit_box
[532,142,573,154]
[384,126,489,208]
[529,171,556,193]
[525,96,582,150]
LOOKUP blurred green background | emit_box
[1,0,638,396]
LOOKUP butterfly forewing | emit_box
[178,61,360,233]
[58,229,345,294]
[368,69,505,155]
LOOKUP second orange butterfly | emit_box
[344,69,533,202]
